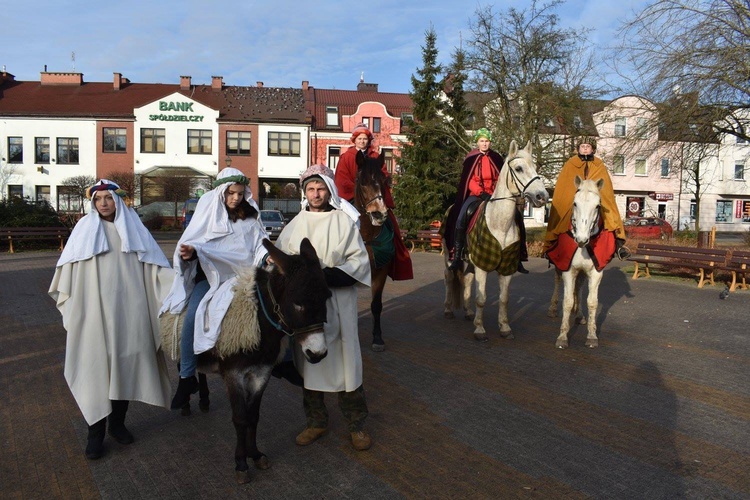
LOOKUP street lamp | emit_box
[225,157,232,169]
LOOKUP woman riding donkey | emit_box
[160,168,269,409]
[446,128,530,273]
[49,179,173,460]
[334,122,413,281]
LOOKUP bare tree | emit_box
[61,175,97,213]
[617,0,750,141]
[464,0,607,179]
[104,170,140,206]
[0,162,19,200]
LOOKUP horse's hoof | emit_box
[253,455,270,470]
[235,470,252,484]
[444,311,455,319]
[199,398,210,413]
[474,333,489,342]
[464,313,475,321]
[585,339,599,348]
[180,402,191,416]
[577,318,587,325]
[371,343,385,352]
[500,332,514,340]
[556,340,568,349]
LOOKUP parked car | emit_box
[623,216,673,240]
[260,210,286,240]
[182,198,199,229]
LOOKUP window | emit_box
[635,158,647,176]
[268,131,300,156]
[328,146,341,170]
[103,128,127,153]
[614,117,626,137]
[57,185,82,212]
[325,106,339,127]
[612,155,625,175]
[573,116,583,128]
[36,185,50,204]
[661,158,670,177]
[7,137,22,163]
[544,117,555,127]
[35,137,50,163]
[57,138,79,164]
[401,112,414,122]
[716,200,732,222]
[362,117,370,129]
[372,117,381,133]
[226,131,251,156]
[188,129,212,154]
[8,185,23,198]
[690,200,696,220]
[141,128,165,153]
[382,148,394,175]
[636,117,649,138]
[735,163,745,180]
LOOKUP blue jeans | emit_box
[179,279,210,378]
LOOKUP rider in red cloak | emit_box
[334,123,413,280]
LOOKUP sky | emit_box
[3,0,650,95]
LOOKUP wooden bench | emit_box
[717,249,750,292]
[627,242,729,288]
[1,226,70,254]
[406,228,443,254]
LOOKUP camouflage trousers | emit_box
[303,385,368,432]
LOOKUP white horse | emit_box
[548,176,605,349]
[444,140,548,342]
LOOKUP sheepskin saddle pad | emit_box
[160,268,261,360]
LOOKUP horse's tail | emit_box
[449,270,463,310]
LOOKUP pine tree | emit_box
[394,29,471,233]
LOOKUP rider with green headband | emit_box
[445,128,529,273]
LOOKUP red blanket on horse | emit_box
[546,225,616,272]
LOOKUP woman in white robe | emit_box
[160,168,268,409]
[275,164,373,451]
[48,180,173,460]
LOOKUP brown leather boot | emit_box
[350,430,372,451]
[295,427,327,446]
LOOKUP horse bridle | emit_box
[570,187,602,237]
[489,155,541,202]
[256,280,323,338]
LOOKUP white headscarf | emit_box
[178,167,261,245]
[299,164,360,223]
[56,179,169,268]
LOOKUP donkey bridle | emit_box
[256,280,323,338]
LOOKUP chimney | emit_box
[256,81,264,88]
[180,75,192,90]
[211,76,223,91]
[302,80,309,91]
[0,67,14,86]
[113,72,122,90]
[40,71,84,86]
[357,81,378,92]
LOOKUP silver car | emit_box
[260,210,286,240]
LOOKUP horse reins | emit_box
[488,156,541,202]
[256,280,323,338]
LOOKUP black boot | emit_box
[108,400,134,444]
[171,376,198,410]
[517,261,529,274]
[85,418,106,460]
[448,230,465,271]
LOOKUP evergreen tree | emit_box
[395,29,471,233]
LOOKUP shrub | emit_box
[0,197,64,227]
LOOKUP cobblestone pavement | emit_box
[1,237,749,499]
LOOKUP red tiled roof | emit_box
[0,80,307,123]
[311,88,413,130]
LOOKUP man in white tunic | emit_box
[275,164,373,451]
[49,180,172,460]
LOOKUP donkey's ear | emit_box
[299,238,320,264]
[263,239,288,275]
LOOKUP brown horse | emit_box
[354,151,393,351]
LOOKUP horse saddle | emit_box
[545,221,615,272]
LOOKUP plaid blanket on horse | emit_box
[466,203,520,276]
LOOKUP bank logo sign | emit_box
[149,100,205,122]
